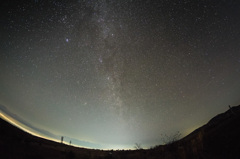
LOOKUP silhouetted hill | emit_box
[151,105,240,159]
[0,117,108,159]
[1,105,240,159]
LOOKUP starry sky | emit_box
[1,0,240,149]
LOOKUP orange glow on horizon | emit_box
[0,112,60,143]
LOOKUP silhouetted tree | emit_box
[69,140,71,145]
[161,131,181,145]
[134,143,142,150]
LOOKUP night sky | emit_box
[1,0,240,149]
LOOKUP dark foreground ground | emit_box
[1,105,240,159]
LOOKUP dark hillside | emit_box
[151,105,240,159]
[1,105,240,159]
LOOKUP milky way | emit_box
[1,0,240,149]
